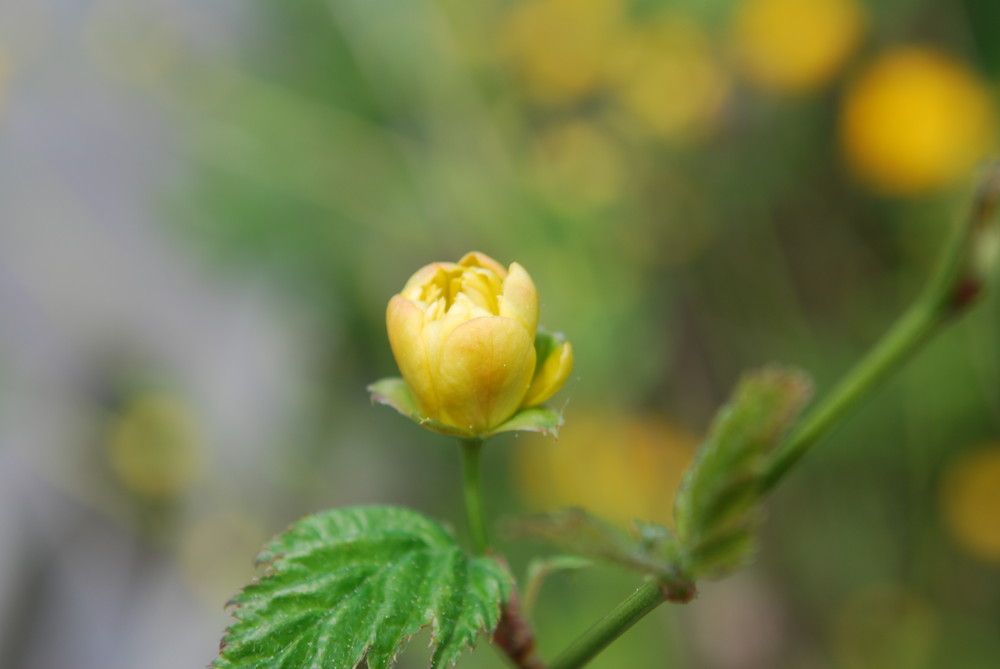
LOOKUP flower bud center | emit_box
[412,266,504,320]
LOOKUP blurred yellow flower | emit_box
[733,0,864,92]
[840,48,996,195]
[611,17,728,140]
[941,445,1000,563]
[514,411,696,527]
[500,0,626,104]
[107,394,205,498]
[832,584,938,669]
[530,120,625,208]
[387,252,573,435]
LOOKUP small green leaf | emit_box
[513,507,679,578]
[488,405,563,437]
[521,555,594,615]
[674,366,812,579]
[214,506,513,669]
[526,555,594,577]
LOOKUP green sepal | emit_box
[673,366,812,580]
[214,505,513,669]
[532,329,565,375]
[367,377,473,438]
[489,405,563,437]
[368,377,563,439]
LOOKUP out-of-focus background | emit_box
[1,0,999,667]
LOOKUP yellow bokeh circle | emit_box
[500,0,627,104]
[107,394,205,498]
[514,410,696,527]
[840,47,996,195]
[530,120,625,208]
[941,445,1000,563]
[612,17,729,139]
[832,583,938,669]
[733,0,865,92]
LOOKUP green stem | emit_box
[460,438,489,554]
[760,302,941,493]
[763,164,1000,493]
[548,583,666,669]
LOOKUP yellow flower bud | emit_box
[386,252,573,435]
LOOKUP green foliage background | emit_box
[3,0,1000,668]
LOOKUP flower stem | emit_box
[460,438,489,555]
[760,303,940,493]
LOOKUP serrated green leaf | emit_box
[674,366,811,579]
[214,506,512,669]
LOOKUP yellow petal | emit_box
[386,295,439,416]
[433,316,536,432]
[521,341,574,407]
[456,268,501,312]
[499,262,539,334]
[401,262,453,299]
[459,251,508,279]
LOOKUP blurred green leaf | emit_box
[513,507,679,579]
[214,506,512,669]
[180,67,414,227]
[674,366,812,579]
[963,0,1000,76]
